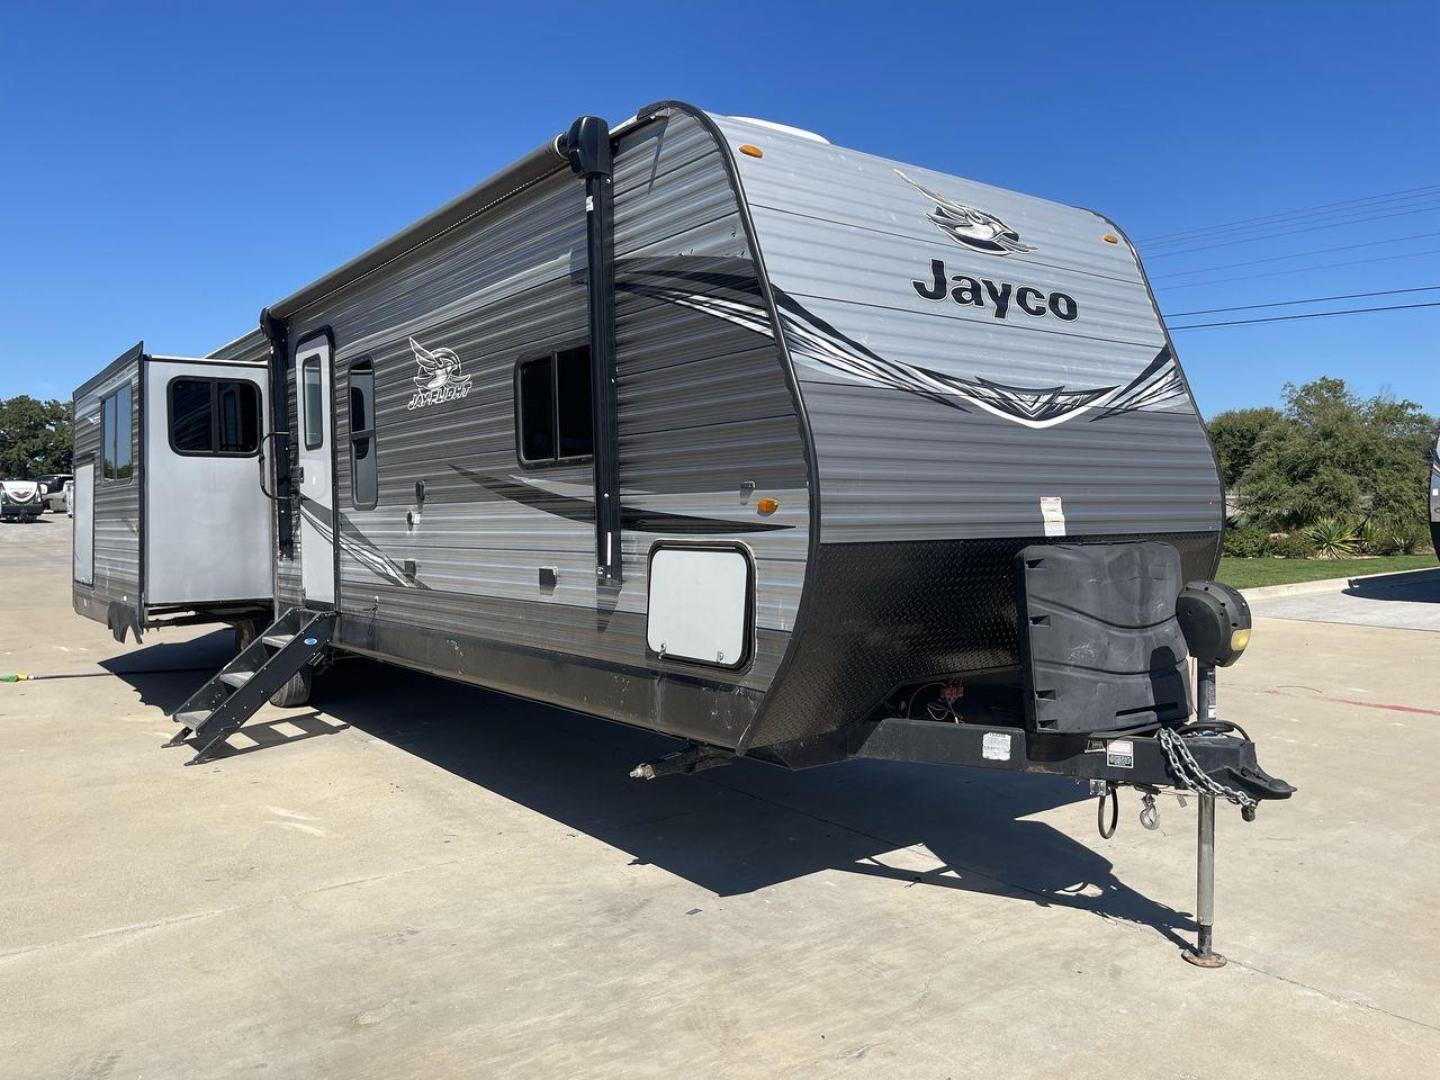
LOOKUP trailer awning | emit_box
[266,138,570,321]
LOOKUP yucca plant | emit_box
[1359,519,1401,556]
[1395,522,1425,555]
[1305,517,1360,560]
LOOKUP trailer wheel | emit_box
[269,665,314,708]
[231,617,264,656]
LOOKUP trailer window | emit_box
[349,361,377,509]
[516,346,592,466]
[101,384,133,482]
[167,378,260,455]
[302,356,323,450]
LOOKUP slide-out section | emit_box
[143,357,271,607]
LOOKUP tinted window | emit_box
[114,384,132,478]
[556,347,593,459]
[167,379,260,455]
[349,363,377,509]
[170,380,213,452]
[217,382,259,452]
[517,347,592,466]
[102,384,133,481]
[518,358,556,463]
[302,357,323,449]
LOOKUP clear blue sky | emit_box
[1,0,1435,417]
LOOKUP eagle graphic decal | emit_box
[895,169,1034,255]
[410,337,471,392]
[406,336,473,410]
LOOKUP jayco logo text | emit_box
[912,259,1078,322]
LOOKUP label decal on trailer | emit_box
[1106,739,1135,769]
[982,731,1012,761]
[1041,496,1066,537]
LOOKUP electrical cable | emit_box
[1155,247,1440,291]
[1145,202,1440,259]
[1169,300,1440,331]
[1138,183,1440,244]
[1165,283,1440,318]
[1151,230,1440,280]
[1143,194,1440,251]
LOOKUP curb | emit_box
[1240,565,1440,600]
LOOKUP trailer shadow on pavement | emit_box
[97,630,351,756]
[104,633,1197,949]
[1342,567,1440,604]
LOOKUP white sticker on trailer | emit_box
[982,731,1012,761]
[1040,496,1066,537]
[1106,739,1135,769]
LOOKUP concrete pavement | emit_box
[1246,567,1440,632]
[2,517,1439,1078]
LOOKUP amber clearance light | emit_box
[756,497,779,515]
[739,144,764,159]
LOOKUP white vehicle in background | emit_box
[35,473,73,513]
[1,480,45,523]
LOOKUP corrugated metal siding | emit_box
[205,328,269,364]
[272,109,807,730]
[72,358,141,610]
[613,109,810,660]
[712,114,1222,546]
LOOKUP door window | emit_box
[302,356,324,449]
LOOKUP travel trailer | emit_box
[1431,433,1439,561]
[71,345,273,643]
[1,480,45,523]
[75,102,1293,964]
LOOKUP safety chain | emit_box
[1158,727,1258,814]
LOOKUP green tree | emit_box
[1206,405,1284,488]
[0,396,73,478]
[1232,377,1433,532]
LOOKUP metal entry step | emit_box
[163,607,335,765]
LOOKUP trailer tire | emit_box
[232,617,264,656]
[269,665,314,708]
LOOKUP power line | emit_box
[1142,184,1440,243]
[1164,284,1440,318]
[1138,183,1440,244]
[1154,247,1440,291]
[1168,300,1440,331]
[1145,190,1440,251]
[1146,194,1440,253]
[1150,230,1440,280]
[1144,201,1440,259]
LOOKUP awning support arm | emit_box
[561,115,623,586]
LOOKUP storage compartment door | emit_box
[72,462,94,586]
[646,545,752,668]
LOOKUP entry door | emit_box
[296,338,336,605]
[73,461,94,586]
